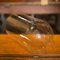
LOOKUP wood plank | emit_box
[0,34,59,54]
[0,34,59,59]
[0,5,60,14]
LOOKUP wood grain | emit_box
[0,0,40,2]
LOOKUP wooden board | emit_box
[0,34,59,54]
[0,5,60,14]
[0,34,60,59]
